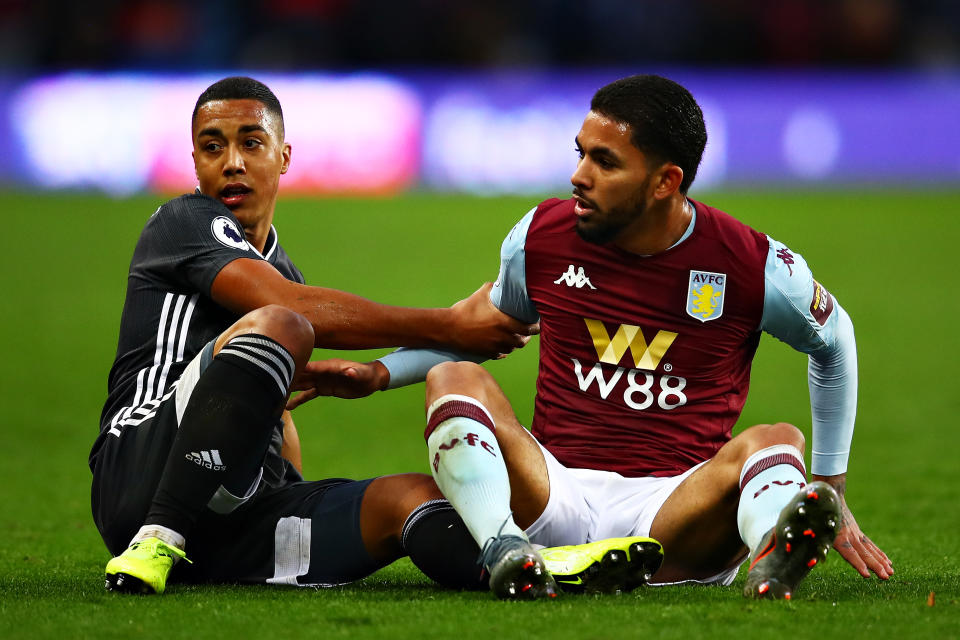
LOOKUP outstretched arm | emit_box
[761,237,892,579]
[286,207,541,407]
[211,260,534,358]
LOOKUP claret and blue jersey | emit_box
[381,197,857,479]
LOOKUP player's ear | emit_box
[192,150,198,179]
[653,164,683,200]
[280,143,291,175]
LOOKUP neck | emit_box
[244,219,272,254]
[614,196,692,256]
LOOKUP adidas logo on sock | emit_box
[185,449,226,471]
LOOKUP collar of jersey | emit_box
[194,187,279,261]
[634,199,697,257]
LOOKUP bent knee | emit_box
[425,360,488,390]
[245,305,314,360]
[741,422,805,455]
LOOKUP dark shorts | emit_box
[90,341,383,586]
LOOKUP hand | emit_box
[815,475,893,579]
[448,282,540,359]
[286,359,389,409]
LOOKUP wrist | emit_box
[812,473,846,496]
[371,360,390,391]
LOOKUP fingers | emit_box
[862,534,894,577]
[835,536,870,578]
[286,388,319,410]
[835,529,893,579]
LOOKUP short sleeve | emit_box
[135,194,262,296]
[489,207,539,323]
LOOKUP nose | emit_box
[223,143,245,175]
[570,157,590,190]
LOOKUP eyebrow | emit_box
[197,127,223,138]
[197,124,269,138]
[576,136,618,162]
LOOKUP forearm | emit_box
[291,285,453,350]
[378,347,486,389]
[212,265,454,350]
[211,259,527,356]
[280,411,303,474]
[808,305,858,476]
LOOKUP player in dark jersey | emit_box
[302,75,894,600]
[92,76,537,594]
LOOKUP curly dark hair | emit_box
[591,75,706,194]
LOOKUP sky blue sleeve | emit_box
[760,237,858,476]
[489,207,539,324]
[378,208,538,389]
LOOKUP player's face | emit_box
[192,99,291,232]
[570,111,656,245]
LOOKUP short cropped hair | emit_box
[192,76,285,137]
[591,75,706,194]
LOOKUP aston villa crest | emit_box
[686,270,726,322]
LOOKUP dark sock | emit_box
[145,334,294,536]
[402,499,486,590]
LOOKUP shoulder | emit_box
[690,199,768,266]
[533,197,573,219]
[154,193,227,221]
[144,193,232,236]
[528,197,575,235]
[145,193,250,249]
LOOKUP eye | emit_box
[203,141,222,152]
[574,147,584,159]
[244,138,263,149]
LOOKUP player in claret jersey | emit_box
[297,75,893,600]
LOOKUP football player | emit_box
[299,75,893,600]
[92,76,536,594]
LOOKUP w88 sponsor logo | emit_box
[572,358,688,411]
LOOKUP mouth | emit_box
[219,183,252,208]
[572,192,597,218]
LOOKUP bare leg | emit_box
[359,473,487,590]
[359,473,444,563]
[423,361,557,598]
[424,361,550,527]
[650,422,805,582]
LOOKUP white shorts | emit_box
[524,438,740,586]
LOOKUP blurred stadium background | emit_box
[1,0,959,196]
[1,2,958,638]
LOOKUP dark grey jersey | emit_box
[94,194,303,455]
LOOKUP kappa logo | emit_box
[686,270,726,322]
[211,216,250,251]
[776,248,795,276]
[554,265,596,289]
[583,318,678,370]
[185,449,226,471]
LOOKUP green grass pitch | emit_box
[0,189,957,639]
